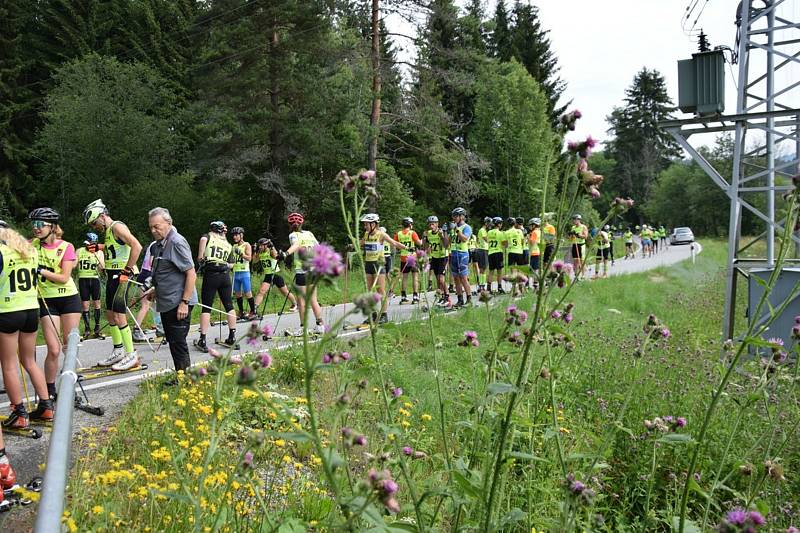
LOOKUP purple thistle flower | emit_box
[402,446,413,456]
[748,511,765,526]
[340,351,351,361]
[464,330,478,341]
[570,480,586,494]
[242,451,254,468]
[661,328,671,339]
[767,337,784,347]
[471,339,480,347]
[567,141,579,153]
[585,135,598,148]
[354,435,367,446]
[676,417,687,428]
[198,367,208,377]
[307,243,344,277]
[552,260,565,272]
[726,508,748,526]
[391,387,403,398]
[381,479,399,495]
[506,305,518,315]
[573,109,582,119]
[372,292,383,303]
[261,324,273,338]
[563,313,573,324]
[322,352,332,364]
[551,310,562,320]
[589,187,601,199]
[236,365,255,385]
[405,254,417,268]
[258,351,272,368]
[516,311,528,324]
[786,527,799,533]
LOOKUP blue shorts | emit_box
[450,251,469,276]
[233,271,252,294]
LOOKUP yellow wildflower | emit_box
[92,505,104,515]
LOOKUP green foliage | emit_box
[470,60,552,217]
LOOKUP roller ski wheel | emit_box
[215,338,240,350]
[77,363,149,382]
[342,323,371,332]
[0,427,43,439]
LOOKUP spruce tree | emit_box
[606,68,680,217]
[490,0,512,61]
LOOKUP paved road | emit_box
[0,239,698,528]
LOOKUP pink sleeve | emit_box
[61,243,77,267]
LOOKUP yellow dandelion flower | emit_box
[160,393,169,401]
[559,427,570,434]
[92,505,104,515]
[274,439,286,447]
[66,518,78,533]
[176,398,187,407]
[421,414,432,421]
[241,389,259,399]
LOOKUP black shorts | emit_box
[262,273,286,288]
[529,255,541,271]
[523,249,530,263]
[488,252,504,271]
[625,242,633,249]
[384,256,393,273]
[105,270,129,314]
[0,309,39,334]
[430,257,448,276]
[468,250,476,263]
[571,243,584,259]
[543,244,555,264]
[507,252,525,267]
[294,272,307,287]
[39,294,82,317]
[474,249,489,270]
[400,260,417,274]
[78,278,101,302]
[596,248,610,260]
[200,270,233,312]
[365,261,386,276]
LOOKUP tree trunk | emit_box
[368,0,381,205]
[269,25,280,164]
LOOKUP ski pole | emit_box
[272,276,294,334]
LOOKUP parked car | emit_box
[670,227,695,245]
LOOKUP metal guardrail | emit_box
[33,327,80,533]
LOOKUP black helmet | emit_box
[451,207,467,217]
[209,221,225,233]
[257,238,269,246]
[506,217,515,226]
[231,226,244,235]
[0,220,8,228]
[28,207,60,223]
[515,217,524,225]
[402,217,413,227]
[492,216,503,225]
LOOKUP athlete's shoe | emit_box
[314,324,326,335]
[244,312,257,321]
[132,329,149,342]
[288,305,298,313]
[0,462,17,490]
[434,298,447,307]
[219,337,237,348]
[497,287,506,294]
[155,327,165,338]
[411,295,419,304]
[378,313,389,324]
[29,400,55,422]
[111,351,140,371]
[284,328,304,337]
[98,346,125,367]
[1,408,28,429]
[399,296,409,304]
[193,338,208,353]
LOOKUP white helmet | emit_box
[360,213,380,223]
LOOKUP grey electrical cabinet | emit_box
[678,50,725,116]
[748,268,800,352]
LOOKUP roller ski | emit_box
[77,363,149,381]
[81,329,106,341]
[1,470,44,511]
[0,409,43,439]
[284,324,326,337]
[215,337,240,350]
[193,337,209,353]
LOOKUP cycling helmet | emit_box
[483,216,492,225]
[572,214,582,220]
[83,199,107,225]
[402,217,413,227]
[0,220,8,229]
[231,227,244,235]
[529,217,541,226]
[604,225,610,230]
[28,207,60,223]
[451,207,467,217]
[257,238,269,246]
[287,212,304,225]
[492,216,503,225]
[209,221,226,233]
[85,232,99,244]
[427,215,439,224]
[515,217,524,225]
[360,213,380,223]
[506,217,515,226]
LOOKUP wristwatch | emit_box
[181,299,190,305]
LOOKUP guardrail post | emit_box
[33,327,80,533]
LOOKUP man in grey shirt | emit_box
[146,207,198,380]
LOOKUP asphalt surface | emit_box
[0,239,698,529]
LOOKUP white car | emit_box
[670,227,695,245]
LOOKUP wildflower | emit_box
[354,435,367,446]
[236,366,256,386]
[261,324,273,338]
[353,292,381,314]
[258,352,272,368]
[405,254,417,269]
[359,169,376,185]
[675,417,687,428]
[242,451,254,468]
[550,310,562,320]
[563,313,573,324]
[421,414,432,422]
[92,505,104,515]
[391,387,403,398]
[229,354,242,365]
[765,460,785,481]
[402,446,413,456]
[209,348,221,359]
[767,337,784,348]
[459,331,480,347]
[506,305,518,316]
[717,508,767,532]
[198,367,208,377]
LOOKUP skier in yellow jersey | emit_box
[360,215,407,323]
[395,218,423,304]
[486,217,507,293]
[194,221,237,351]
[568,214,588,280]
[593,225,611,278]
[0,221,51,431]
[230,227,256,320]
[283,213,326,336]
[424,216,450,306]
[448,207,473,308]
[474,217,491,292]
[76,232,104,339]
[253,238,297,315]
[504,217,526,293]
[83,199,142,370]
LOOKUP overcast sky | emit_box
[388,1,800,148]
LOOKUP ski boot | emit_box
[29,400,55,423]
[411,294,419,304]
[313,323,326,335]
[132,329,150,343]
[98,346,125,367]
[399,293,409,304]
[1,406,29,430]
[193,337,209,353]
[112,351,140,371]
[288,304,298,313]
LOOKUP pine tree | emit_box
[510,2,567,124]
[460,0,487,54]
[490,0,512,61]
[606,68,680,217]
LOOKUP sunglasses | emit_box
[31,220,52,229]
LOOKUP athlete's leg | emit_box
[18,330,48,400]
[39,314,62,389]
[255,281,270,307]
